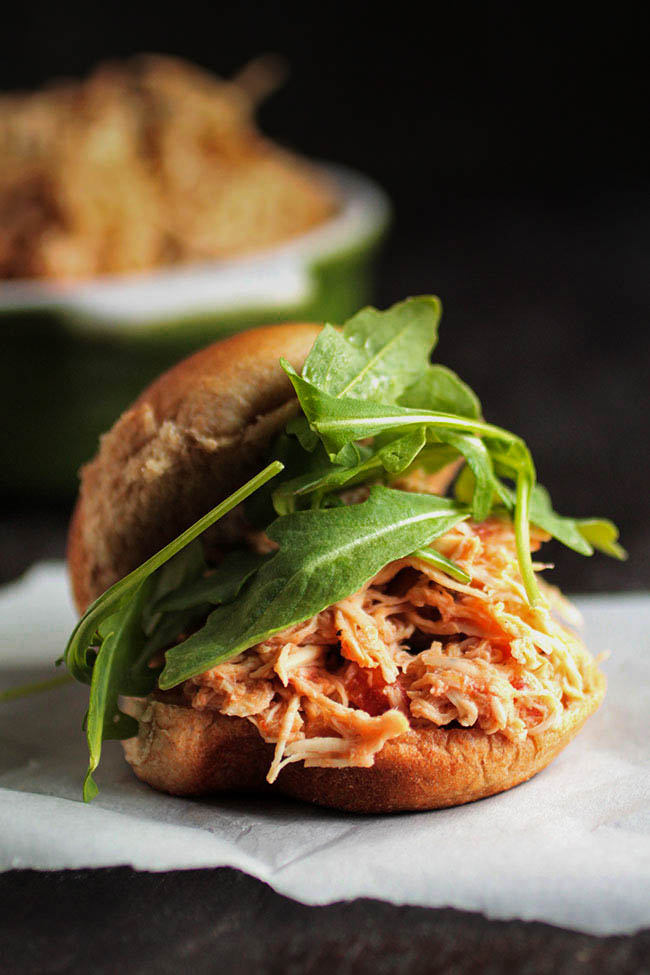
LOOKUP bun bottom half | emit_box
[122,673,605,813]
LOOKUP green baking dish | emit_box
[1,164,389,498]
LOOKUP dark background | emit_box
[2,5,648,592]
[2,7,649,971]
[3,4,649,591]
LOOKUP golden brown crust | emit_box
[122,670,606,813]
[67,323,322,612]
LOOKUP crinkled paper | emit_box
[1,563,648,935]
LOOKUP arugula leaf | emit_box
[577,519,627,560]
[63,461,285,801]
[283,365,521,460]
[285,415,320,452]
[142,541,206,634]
[64,461,284,685]
[142,606,211,659]
[245,432,319,527]
[460,477,626,562]
[83,579,156,801]
[271,450,365,515]
[518,484,626,559]
[159,486,469,688]
[434,431,503,522]
[136,541,213,665]
[527,484,594,555]
[397,368,486,517]
[375,429,429,475]
[282,363,541,602]
[142,553,268,661]
[404,442,462,475]
[302,296,441,402]
[399,364,482,418]
[271,429,427,514]
[410,547,471,584]
[154,548,270,613]
[139,551,268,662]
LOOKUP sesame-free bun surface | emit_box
[122,666,605,813]
[68,322,322,612]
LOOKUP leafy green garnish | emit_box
[454,468,626,562]
[137,542,212,660]
[410,547,471,584]
[153,548,269,614]
[302,296,441,402]
[83,579,156,800]
[399,364,482,418]
[142,539,207,630]
[271,429,428,514]
[509,483,624,559]
[63,461,284,799]
[577,519,626,560]
[527,484,626,559]
[159,486,469,689]
[64,462,284,685]
[282,362,540,604]
[435,431,507,522]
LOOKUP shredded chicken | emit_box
[183,517,600,783]
[0,55,336,279]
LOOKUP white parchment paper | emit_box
[1,563,648,935]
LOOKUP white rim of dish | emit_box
[0,163,390,327]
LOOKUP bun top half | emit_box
[67,323,321,613]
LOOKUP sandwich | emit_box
[64,297,624,811]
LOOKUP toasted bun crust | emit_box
[67,323,322,612]
[122,669,605,812]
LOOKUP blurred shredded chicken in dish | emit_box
[0,55,338,280]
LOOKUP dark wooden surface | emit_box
[1,868,649,975]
